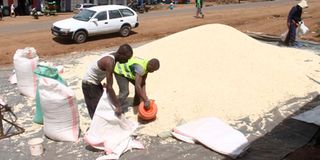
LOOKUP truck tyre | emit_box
[74,31,87,43]
[120,25,131,37]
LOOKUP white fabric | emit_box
[292,105,320,126]
[84,91,143,159]
[172,117,249,159]
[10,4,14,13]
[0,96,6,106]
[8,71,17,84]
[171,131,195,144]
[13,47,39,97]
[39,77,79,142]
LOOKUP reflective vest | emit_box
[114,57,148,80]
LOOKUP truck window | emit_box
[108,10,122,19]
[119,9,134,17]
[95,11,107,21]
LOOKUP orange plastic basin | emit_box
[138,100,158,121]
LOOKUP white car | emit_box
[51,5,139,43]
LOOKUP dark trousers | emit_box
[114,74,141,109]
[82,81,103,119]
[285,22,297,46]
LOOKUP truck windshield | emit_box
[73,9,96,21]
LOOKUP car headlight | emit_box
[60,28,70,33]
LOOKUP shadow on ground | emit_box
[238,96,320,160]
[52,31,138,45]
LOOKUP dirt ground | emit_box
[1,1,320,159]
[0,0,319,65]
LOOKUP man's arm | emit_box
[104,59,122,115]
[135,74,148,102]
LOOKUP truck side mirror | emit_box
[91,18,98,23]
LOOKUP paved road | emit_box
[0,0,292,36]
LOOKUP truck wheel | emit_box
[120,26,131,37]
[74,31,87,43]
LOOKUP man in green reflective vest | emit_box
[114,57,160,110]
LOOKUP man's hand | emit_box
[144,100,150,110]
[115,106,123,116]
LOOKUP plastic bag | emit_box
[280,30,288,42]
[298,21,309,36]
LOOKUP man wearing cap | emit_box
[114,57,160,111]
[284,0,308,46]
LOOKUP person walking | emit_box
[284,0,308,46]
[0,5,3,20]
[169,2,174,10]
[82,44,133,119]
[114,57,160,111]
[10,4,16,17]
[195,0,204,18]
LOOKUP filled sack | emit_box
[33,65,66,124]
[13,47,39,97]
[172,117,249,159]
[39,77,79,142]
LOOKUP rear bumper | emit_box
[135,23,139,28]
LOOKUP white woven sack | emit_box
[84,91,140,158]
[172,117,249,159]
[13,47,39,97]
[39,77,79,142]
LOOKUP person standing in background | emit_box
[284,0,308,46]
[10,3,16,17]
[195,0,204,18]
[0,5,3,20]
[169,1,174,10]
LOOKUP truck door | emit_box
[88,10,111,35]
[107,9,124,32]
